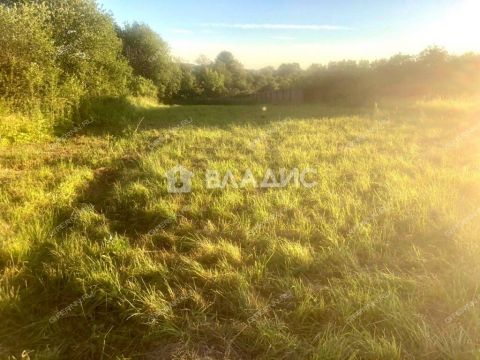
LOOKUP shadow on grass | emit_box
[76,96,370,138]
[73,154,173,240]
[0,240,158,359]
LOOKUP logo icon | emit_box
[166,165,194,193]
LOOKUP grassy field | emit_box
[1,99,480,359]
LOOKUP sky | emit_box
[99,0,480,69]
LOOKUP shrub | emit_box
[119,22,181,100]
[129,76,158,99]
[39,0,132,98]
[0,101,52,143]
[0,3,59,115]
[0,0,133,130]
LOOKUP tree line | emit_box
[1,0,479,124]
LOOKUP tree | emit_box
[0,0,133,122]
[418,46,449,66]
[214,51,248,95]
[41,0,131,97]
[128,76,158,98]
[119,22,180,99]
[198,67,225,96]
[276,63,302,89]
[252,66,278,91]
[2,0,132,97]
[196,55,212,66]
[0,2,59,112]
[176,64,201,99]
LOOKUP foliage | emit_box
[118,22,181,100]
[0,3,60,114]
[173,47,480,104]
[302,47,480,104]
[251,66,278,91]
[17,0,132,99]
[0,0,132,129]
[0,102,52,144]
[276,62,303,89]
[197,67,226,96]
[175,64,202,99]
[213,51,249,95]
[128,75,158,99]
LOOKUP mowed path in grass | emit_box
[1,100,480,359]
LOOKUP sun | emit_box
[430,0,480,52]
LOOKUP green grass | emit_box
[1,98,480,359]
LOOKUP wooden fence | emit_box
[253,88,304,104]
[172,88,305,105]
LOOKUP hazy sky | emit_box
[99,0,480,69]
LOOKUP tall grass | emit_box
[0,99,479,359]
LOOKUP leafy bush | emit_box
[0,3,59,114]
[129,76,158,99]
[119,22,181,99]
[77,96,143,131]
[39,0,132,98]
[0,102,52,143]
[0,0,133,131]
